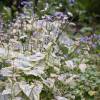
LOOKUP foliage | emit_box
[0,0,100,100]
[0,0,100,23]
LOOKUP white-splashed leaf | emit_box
[65,75,78,86]
[68,45,76,55]
[0,67,13,77]
[0,48,8,57]
[65,60,76,69]
[24,67,44,76]
[58,74,67,82]
[0,48,22,58]
[28,52,45,61]
[79,63,87,72]
[16,55,28,60]
[13,59,32,68]
[43,78,55,88]
[13,82,21,96]
[59,34,74,47]
[29,83,43,100]
[19,82,32,97]
[2,89,11,95]
[58,74,78,86]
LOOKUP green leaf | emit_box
[2,7,11,22]
[59,44,68,54]
[80,27,93,33]
[88,91,96,96]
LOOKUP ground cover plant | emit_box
[0,0,100,100]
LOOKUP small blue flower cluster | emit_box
[80,34,100,42]
[80,34,100,48]
[43,12,70,22]
[21,0,32,7]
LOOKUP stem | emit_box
[11,60,15,100]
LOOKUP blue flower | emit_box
[80,37,88,43]
[68,0,75,5]
[53,12,64,20]
[43,15,53,21]
[91,43,97,48]
[54,12,63,16]
[93,34,100,39]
